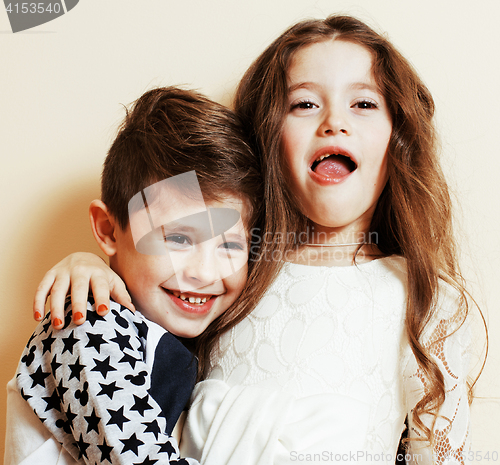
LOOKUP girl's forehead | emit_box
[287,39,375,84]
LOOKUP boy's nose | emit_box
[180,243,224,290]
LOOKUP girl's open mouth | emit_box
[164,289,218,314]
[310,153,357,180]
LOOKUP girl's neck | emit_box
[290,221,384,267]
[289,242,383,267]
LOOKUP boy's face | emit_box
[110,175,249,338]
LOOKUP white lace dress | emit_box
[180,256,471,465]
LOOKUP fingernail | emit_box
[53,318,63,327]
[73,312,84,321]
[97,304,108,315]
[34,311,42,320]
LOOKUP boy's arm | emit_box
[16,300,197,465]
[33,252,134,328]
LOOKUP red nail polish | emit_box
[97,304,108,315]
[34,311,42,320]
[53,318,63,327]
[73,312,84,321]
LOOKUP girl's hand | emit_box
[33,252,134,329]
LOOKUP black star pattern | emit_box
[41,318,52,334]
[120,433,144,455]
[65,403,77,428]
[119,352,141,369]
[61,331,79,355]
[97,437,113,463]
[142,419,161,440]
[41,333,57,354]
[106,406,130,431]
[97,380,123,399]
[86,309,107,327]
[85,331,107,354]
[50,353,62,375]
[158,441,176,456]
[91,356,117,379]
[75,433,90,459]
[130,394,154,417]
[111,330,133,351]
[42,389,61,413]
[84,408,100,434]
[134,457,158,465]
[30,365,50,388]
[55,379,68,401]
[68,356,85,381]
[134,319,149,340]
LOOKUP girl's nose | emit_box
[318,107,351,136]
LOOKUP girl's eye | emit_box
[164,234,191,249]
[352,99,378,110]
[291,100,318,111]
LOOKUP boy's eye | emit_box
[352,99,378,110]
[164,234,192,249]
[221,242,244,252]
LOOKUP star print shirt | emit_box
[6,298,199,465]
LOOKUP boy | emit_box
[5,87,262,464]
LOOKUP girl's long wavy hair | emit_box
[233,15,477,446]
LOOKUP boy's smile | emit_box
[110,176,248,338]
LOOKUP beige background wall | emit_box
[1,0,499,459]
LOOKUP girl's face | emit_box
[282,39,392,240]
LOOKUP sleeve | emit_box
[180,380,371,465]
[14,299,199,465]
[403,286,472,465]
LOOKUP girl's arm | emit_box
[33,252,134,328]
[404,288,472,464]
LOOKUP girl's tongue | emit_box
[314,155,354,179]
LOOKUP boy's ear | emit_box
[89,200,118,257]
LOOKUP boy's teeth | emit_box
[171,291,210,304]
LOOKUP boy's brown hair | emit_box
[102,86,262,232]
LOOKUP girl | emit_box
[32,15,476,464]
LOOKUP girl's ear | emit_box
[89,200,118,257]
